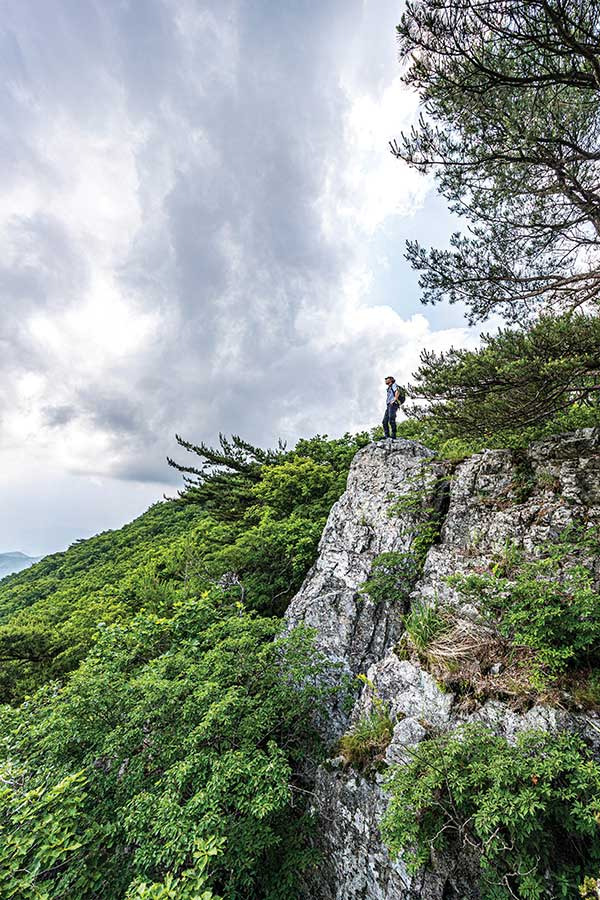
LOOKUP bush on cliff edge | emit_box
[382,724,600,899]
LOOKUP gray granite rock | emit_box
[286,438,446,674]
[284,431,600,900]
[384,718,428,766]
[358,655,454,729]
[417,428,600,610]
[303,763,477,900]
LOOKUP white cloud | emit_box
[338,79,427,234]
[0,0,480,555]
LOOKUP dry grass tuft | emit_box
[426,618,501,670]
[404,611,544,708]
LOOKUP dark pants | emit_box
[383,402,398,438]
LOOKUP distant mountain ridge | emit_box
[0,551,43,579]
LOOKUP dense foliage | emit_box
[382,725,600,899]
[0,592,336,899]
[392,402,600,463]
[0,502,205,703]
[450,526,600,690]
[0,433,368,704]
[0,432,368,898]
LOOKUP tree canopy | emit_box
[408,313,600,438]
[392,0,600,322]
[0,593,337,900]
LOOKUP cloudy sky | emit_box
[1,0,481,557]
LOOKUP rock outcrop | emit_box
[285,431,600,900]
[286,439,446,675]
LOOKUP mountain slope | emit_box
[0,552,43,579]
[0,433,368,704]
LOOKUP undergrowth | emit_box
[448,525,600,694]
[401,602,447,654]
[382,725,600,900]
[393,526,600,709]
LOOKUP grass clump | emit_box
[572,671,600,710]
[402,602,447,654]
[338,709,394,772]
[338,679,394,771]
[382,725,600,900]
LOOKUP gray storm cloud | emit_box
[0,0,472,523]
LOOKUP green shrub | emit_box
[382,725,600,899]
[398,397,600,459]
[0,767,91,899]
[124,837,224,900]
[402,602,447,654]
[449,527,600,688]
[436,436,481,461]
[360,551,421,607]
[410,520,442,567]
[0,594,337,900]
[212,513,325,617]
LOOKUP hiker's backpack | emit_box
[397,385,406,405]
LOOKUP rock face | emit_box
[286,439,445,675]
[285,431,600,900]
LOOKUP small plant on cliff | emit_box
[382,725,600,899]
[360,491,445,610]
[401,601,447,654]
[360,551,421,607]
[449,526,600,690]
[387,472,447,563]
[338,677,394,771]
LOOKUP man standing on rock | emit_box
[383,375,403,439]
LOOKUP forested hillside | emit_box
[0,432,369,899]
[0,433,368,707]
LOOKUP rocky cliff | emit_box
[285,431,600,900]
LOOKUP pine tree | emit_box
[167,433,287,520]
[409,313,600,437]
[392,0,600,322]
